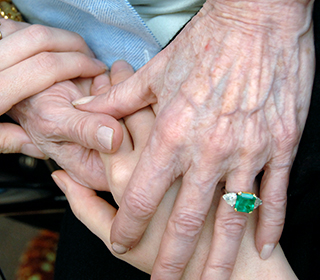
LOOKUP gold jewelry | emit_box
[223,189,262,213]
[0,0,23,22]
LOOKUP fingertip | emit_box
[72,95,96,107]
[110,60,135,86]
[51,172,67,194]
[111,60,133,73]
[259,243,275,260]
[21,143,47,159]
[96,120,124,153]
[91,72,111,96]
[111,242,130,255]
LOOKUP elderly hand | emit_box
[52,61,297,280]
[73,0,315,278]
[1,19,123,188]
[0,19,107,159]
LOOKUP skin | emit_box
[73,0,315,279]
[0,18,107,158]
[0,19,124,189]
[52,61,298,280]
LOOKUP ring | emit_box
[223,189,262,213]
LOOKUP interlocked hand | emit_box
[73,1,315,278]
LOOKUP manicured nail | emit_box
[72,96,95,106]
[260,243,275,260]
[21,144,47,159]
[51,174,66,193]
[112,242,129,254]
[97,126,114,150]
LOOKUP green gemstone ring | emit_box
[223,190,262,214]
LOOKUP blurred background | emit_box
[0,119,67,280]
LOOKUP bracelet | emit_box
[0,0,23,22]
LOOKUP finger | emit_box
[0,122,46,158]
[72,69,157,119]
[201,197,248,280]
[0,23,95,71]
[110,143,176,254]
[124,107,155,152]
[110,60,135,85]
[59,110,123,153]
[0,18,29,37]
[255,166,288,260]
[100,119,133,169]
[0,52,106,115]
[91,73,111,96]
[151,171,217,279]
[51,170,116,249]
[199,172,255,279]
[50,142,108,191]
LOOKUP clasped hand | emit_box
[73,1,315,279]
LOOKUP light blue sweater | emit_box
[13,0,162,70]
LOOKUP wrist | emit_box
[202,0,313,34]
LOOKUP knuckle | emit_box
[264,190,287,211]
[206,260,234,276]
[34,52,58,74]
[169,209,206,242]
[26,24,52,46]
[0,18,20,32]
[124,188,157,221]
[0,135,17,154]
[157,257,185,275]
[109,160,131,189]
[276,123,300,150]
[215,213,247,238]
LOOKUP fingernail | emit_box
[21,144,47,159]
[112,242,129,254]
[97,126,114,150]
[112,60,132,72]
[72,96,95,106]
[260,243,275,260]
[93,58,108,69]
[92,73,111,92]
[51,174,66,193]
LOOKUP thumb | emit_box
[72,70,157,119]
[0,123,46,159]
[61,110,124,153]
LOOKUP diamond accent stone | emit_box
[254,197,263,209]
[223,193,237,207]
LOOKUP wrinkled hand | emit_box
[9,75,125,189]
[52,61,297,280]
[73,0,315,278]
[2,20,125,188]
[0,19,106,158]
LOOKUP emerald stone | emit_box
[234,192,257,213]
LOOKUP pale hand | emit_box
[0,19,107,159]
[73,1,315,278]
[52,61,297,280]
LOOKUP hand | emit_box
[52,61,298,280]
[73,1,315,278]
[0,19,106,158]
[9,73,126,189]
